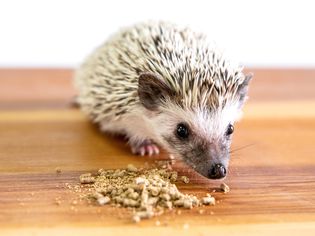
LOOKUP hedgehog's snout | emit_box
[208,163,226,179]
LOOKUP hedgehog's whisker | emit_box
[229,143,256,154]
[230,154,241,160]
[229,143,256,164]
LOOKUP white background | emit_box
[0,0,314,68]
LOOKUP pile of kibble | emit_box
[79,164,229,222]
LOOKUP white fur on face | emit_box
[193,101,242,140]
[149,99,242,148]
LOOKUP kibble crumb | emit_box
[202,196,216,205]
[55,197,62,205]
[135,177,146,185]
[127,164,138,172]
[97,196,110,205]
[150,187,160,196]
[72,200,78,205]
[55,167,62,174]
[180,176,190,184]
[133,215,141,223]
[79,173,95,184]
[220,183,230,193]
[183,199,193,209]
[97,168,104,175]
[169,171,178,182]
[198,209,205,214]
[55,200,61,205]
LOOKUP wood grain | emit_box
[0,68,315,235]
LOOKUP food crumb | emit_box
[155,220,161,226]
[169,171,178,182]
[55,200,61,205]
[135,177,146,185]
[97,196,111,205]
[220,183,230,193]
[71,200,78,205]
[127,164,138,172]
[202,196,215,205]
[132,215,141,223]
[79,173,95,184]
[97,168,104,175]
[55,197,62,205]
[183,199,193,209]
[55,167,62,174]
[180,176,190,184]
[198,209,205,214]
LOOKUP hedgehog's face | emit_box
[151,104,238,179]
[138,72,252,180]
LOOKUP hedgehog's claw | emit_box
[131,141,160,157]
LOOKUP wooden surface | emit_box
[0,68,315,235]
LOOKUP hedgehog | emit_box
[75,21,252,180]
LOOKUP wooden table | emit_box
[1,68,315,235]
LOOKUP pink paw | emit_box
[131,141,160,156]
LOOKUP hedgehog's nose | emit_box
[209,164,226,179]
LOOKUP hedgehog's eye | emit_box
[226,124,234,136]
[176,123,189,139]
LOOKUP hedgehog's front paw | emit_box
[130,140,160,156]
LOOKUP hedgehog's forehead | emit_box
[164,100,241,138]
[166,73,246,110]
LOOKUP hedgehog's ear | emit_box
[237,73,253,108]
[138,72,173,111]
